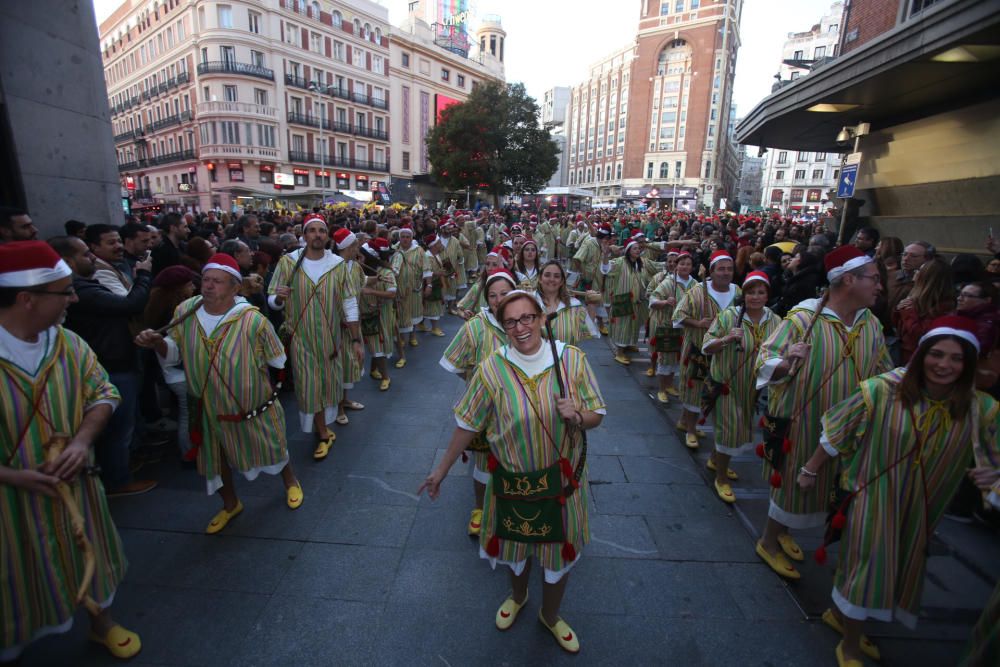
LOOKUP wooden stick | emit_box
[154,298,202,335]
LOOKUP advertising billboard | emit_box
[435,94,461,122]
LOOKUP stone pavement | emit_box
[18,314,995,666]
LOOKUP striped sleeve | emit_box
[673,283,697,327]
[567,348,606,413]
[253,312,287,369]
[75,333,121,410]
[975,395,1000,509]
[703,308,733,354]
[454,363,494,431]
[820,381,874,458]
[755,314,804,388]
[441,319,477,374]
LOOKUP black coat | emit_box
[775,265,824,316]
[64,271,151,373]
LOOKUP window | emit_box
[254,88,268,106]
[251,50,265,68]
[441,68,450,82]
[285,22,299,45]
[223,85,237,102]
[248,10,260,34]
[260,168,272,184]
[704,160,712,178]
[815,152,827,161]
[660,3,669,15]
[354,46,365,67]
[659,162,668,178]
[401,52,410,67]
[812,169,824,180]
[457,74,465,88]
[220,45,235,65]
[616,164,622,179]
[372,55,384,74]
[332,10,342,27]
[220,121,240,144]
[402,151,410,171]
[814,46,826,59]
[294,171,309,186]
[794,169,806,179]
[310,32,321,53]
[777,151,788,164]
[646,162,653,179]
[775,170,784,180]
[259,125,276,147]
[793,50,803,60]
[674,161,681,178]
[218,5,232,28]
[791,72,801,81]
[797,151,809,161]
[310,1,319,18]
[333,41,344,61]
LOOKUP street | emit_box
[18,314,997,666]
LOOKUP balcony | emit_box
[130,95,140,106]
[197,60,274,81]
[308,84,389,111]
[133,188,153,200]
[353,125,388,141]
[147,149,196,166]
[197,101,277,120]
[177,71,190,85]
[200,144,281,160]
[113,128,146,143]
[149,110,193,132]
[284,73,311,90]
[117,159,148,172]
[288,150,388,172]
[286,112,388,140]
[287,111,320,128]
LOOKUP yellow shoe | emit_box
[778,533,804,562]
[707,458,739,480]
[614,352,631,365]
[657,391,670,404]
[496,594,528,631]
[468,508,483,536]
[313,434,335,460]
[286,483,303,509]
[684,433,699,449]
[714,479,736,504]
[206,501,243,534]
[538,611,580,654]
[755,541,801,580]
[88,624,142,659]
[645,366,656,377]
[409,336,420,347]
[665,386,680,397]
[395,357,407,368]
[836,641,864,667]
[431,327,445,337]
[370,369,383,380]
[379,377,391,391]
[823,609,881,661]
[598,324,609,336]
[415,322,429,332]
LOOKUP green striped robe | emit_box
[169,299,288,489]
[455,344,605,570]
[361,267,398,357]
[390,244,425,329]
[572,236,604,293]
[340,261,365,387]
[756,299,892,527]
[268,251,354,422]
[821,369,999,624]
[1,328,126,653]
[604,257,659,347]
[543,299,596,348]
[703,307,780,454]
[674,282,741,411]
[649,273,698,370]
[456,281,484,313]
[422,251,446,319]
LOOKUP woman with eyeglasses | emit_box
[535,260,599,347]
[440,269,518,537]
[421,290,605,654]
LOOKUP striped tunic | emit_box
[572,236,604,293]
[542,297,598,347]
[703,307,780,454]
[168,298,289,492]
[340,260,365,387]
[440,237,463,300]
[515,267,539,292]
[461,220,480,273]
[821,369,1000,624]
[455,344,605,569]
[756,299,892,527]
[456,281,485,313]
[649,273,698,371]
[536,221,556,260]
[361,267,397,357]
[268,251,354,422]
[391,244,425,328]
[674,282,741,411]
[603,257,659,347]
[422,251,446,319]
[1,328,126,655]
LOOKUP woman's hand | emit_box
[727,328,743,344]
[417,468,447,500]
[134,329,164,349]
[556,397,578,424]
[968,467,1000,491]
[896,297,914,311]
[797,471,817,490]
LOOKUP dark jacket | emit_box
[775,265,824,316]
[64,271,151,373]
[151,237,181,277]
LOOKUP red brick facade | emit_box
[840,0,902,54]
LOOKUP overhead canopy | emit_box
[736,0,1000,152]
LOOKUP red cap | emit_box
[743,271,770,288]
[0,241,72,287]
[333,228,357,249]
[824,245,872,281]
[919,315,980,353]
[709,250,733,268]
[203,253,243,282]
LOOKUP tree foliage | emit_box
[426,82,559,205]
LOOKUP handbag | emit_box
[360,310,380,337]
[684,343,710,382]
[611,293,634,318]
[759,413,791,472]
[492,460,566,544]
[700,376,729,416]
[653,325,683,354]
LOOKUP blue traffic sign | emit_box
[837,163,858,199]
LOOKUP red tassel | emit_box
[814,545,828,565]
[559,457,574,480]
[190,428,203,447]
[832,512,847,530]
[759,416,766,428]
[698,417,707,425]
[720,383,730,396]
[561,541,577,562]
[558,494,566,505]
[486,535,500,557]
[769,471,783,488]
[487,453,499,472]
[781,437,792,454]
[687,379,694,388]
[755,443,765,458]
[182,444,200,462]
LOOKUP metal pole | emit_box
[835,133,862,245]
[319,93,326,209]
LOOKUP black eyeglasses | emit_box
[502,313,538,330]
[27,287,76,297]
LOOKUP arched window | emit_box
[353,19,361,34]
[363,23,372,39]
[310,1,319,17]
[332,10,342,26]
[659,162,669,178]
[656,39,691,76]
[585,167,592,182]
[375,27,382,42]
[570,171,576,185]
[595,166,601,182]
[605,166,612,180]
[616,164,622,179]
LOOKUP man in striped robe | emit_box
[136,254,302,535]
[391,223,424,354]
[571,223,612,334]
[0,241,140,661]
[268,216,361,460]
[754,245,891,580]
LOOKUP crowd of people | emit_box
[0,202,998,664]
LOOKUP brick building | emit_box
[100,0,391,212]
[564,0,742,211]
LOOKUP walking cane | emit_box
[153,297,202,335]
[787,289,829,377]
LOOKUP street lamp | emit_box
[308,82,326,208]
[834,121,869,244]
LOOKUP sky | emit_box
[92,0,836,118]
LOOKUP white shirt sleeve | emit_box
[819,431,839,457]
[267,294,285,310]
[454,414,478,432]
[158,336,181,367]
[755,356,786,390]
[343,296,359,322]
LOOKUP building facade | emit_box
[564,0,743,211]
[542,86,571,187]
[759,2,844,214]
[388,4,505,206]
[101,0,392,212]
[736,153,763,212]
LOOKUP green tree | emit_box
[426,81,559,207]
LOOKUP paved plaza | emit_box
[17,315,998,666]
